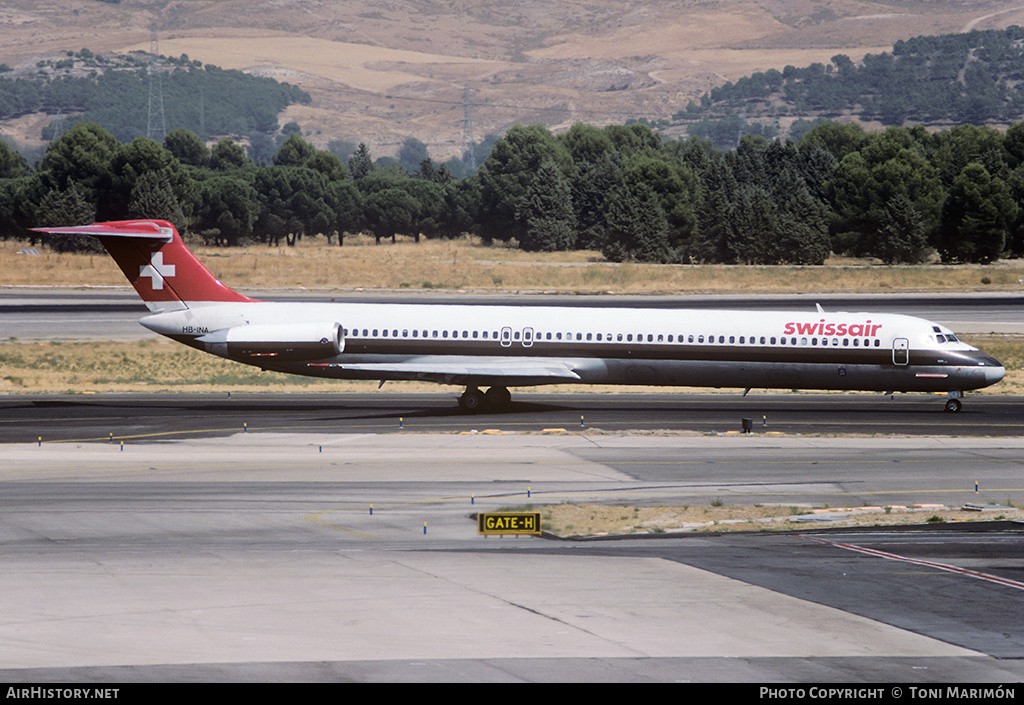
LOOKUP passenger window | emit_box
[770,337,776,344]
[729,336,734,344]
[698,335,704,343]
[627,334,633,342]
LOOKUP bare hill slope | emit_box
[3,0,1024,157]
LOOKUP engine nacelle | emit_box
[198,322,344,361]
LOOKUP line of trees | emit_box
[0,49,310,143]
[2,119,1024,264]
[677,26,1024,133]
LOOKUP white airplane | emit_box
[35,219,1005,413]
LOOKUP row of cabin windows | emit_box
[342,328,884,348]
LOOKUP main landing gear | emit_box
[944,391,963,413]
[458,385,512,412]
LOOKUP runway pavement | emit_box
[2,391,1023,443]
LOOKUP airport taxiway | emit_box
[1,431,1023,682]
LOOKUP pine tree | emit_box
[128,171,187,230]
[937,162,1016,263]
[517,159,576,251]
[348,143,374,180]
[874,193,928,263]
[36,184,101,253]
[601,182,670,263]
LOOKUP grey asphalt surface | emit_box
[1,391,1022,443]
[1,431,1023,682]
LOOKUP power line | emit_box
[147,25,166,141]
[461,85,475,171]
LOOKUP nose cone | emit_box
[972,352,1005,387]
[958,351,1005,389]
[985,362,1006,387]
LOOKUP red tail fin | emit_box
[33,220,255,311]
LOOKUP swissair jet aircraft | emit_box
[36,220,1005,413]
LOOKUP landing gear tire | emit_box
[944,398,962,413]
[484,386,512,410]
[459,388,485,412]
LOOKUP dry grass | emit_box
[6,235,1024,294]
[122,35,506,94]
[537,502,1024,537]
[0,339,353,394]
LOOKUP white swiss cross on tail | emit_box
[139,251,176,290]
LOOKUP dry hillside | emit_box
[3,0,1024,158]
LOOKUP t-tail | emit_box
[32,220,256,312]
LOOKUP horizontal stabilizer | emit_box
[33,221,174,242]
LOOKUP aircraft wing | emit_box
[307,356,586,386]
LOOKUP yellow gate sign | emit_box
[478,512,542,536]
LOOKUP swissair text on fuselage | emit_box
[783,320,882,338]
